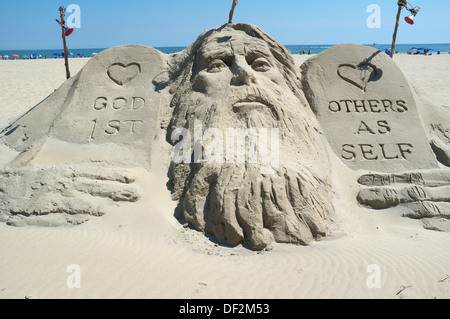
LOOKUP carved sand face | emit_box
[188,31,297,126]
[168,26,335,250]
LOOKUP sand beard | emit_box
[168,89,335,250]
[171,161,334,250]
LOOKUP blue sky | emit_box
[0,0,448,50]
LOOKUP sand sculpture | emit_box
[0,24,448,248]
[302,44,438,172]
[302,43,450,232]
[0,45,163,226]
[164,24,335,250]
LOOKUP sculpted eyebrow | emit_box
[246,46,271,59]
[200,48,233,62]
[196,46,233,70]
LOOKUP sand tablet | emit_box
[0,45,164,169]
[301,44,438,172]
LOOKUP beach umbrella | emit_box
[92,53,98,56]
[11,54,20,58]
[3,55,9,59]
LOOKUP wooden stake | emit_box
[59,7,71,79]
[229,0,238,24]
[390,5,403,58]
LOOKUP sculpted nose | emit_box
[231,58,255,86]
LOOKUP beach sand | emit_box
[0,53,449,299]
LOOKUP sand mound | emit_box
[0,24,448,252]
[0,25,336,251]
[0,45,168,227]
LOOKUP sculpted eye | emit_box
[207,59,228,73]
[251,57,271,72]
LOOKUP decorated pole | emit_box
[228,0,238,24]
[390,1,406,58]
[390,0,420,58]
[56,6,72,79]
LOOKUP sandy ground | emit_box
[0,53,449,299]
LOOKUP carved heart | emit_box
[337,62,379,92]
[107,63,141,85]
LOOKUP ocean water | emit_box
[1,43,449,59]
[285,43,450,55]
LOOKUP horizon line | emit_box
[1,43,450,51]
